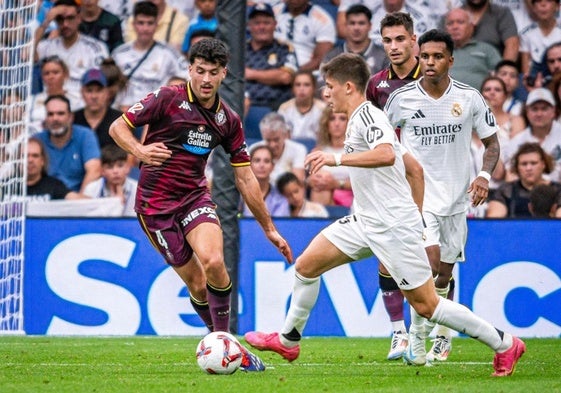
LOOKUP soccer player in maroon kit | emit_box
[109,38,293,371]
[366,12,421,111]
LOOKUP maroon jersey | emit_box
[366,60,422,109]
[123,83,250,215]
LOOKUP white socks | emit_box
[280,272,321,347]
[430,298,512,352]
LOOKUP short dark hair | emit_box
[45,94,71,112]
[188,38,230,68]
[494,59,519,73]
[54,0,79,9]
[133,1,158,18]
[101,145,128,165]
[529,184,559,218]
[321,53,370,94]
[276,171,301,194]
[380,12,414,35]
[418,29,454,56]
[346,4,372,21]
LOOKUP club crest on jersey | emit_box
[267,53,278,66]
[127,102,144,114]
[451,103,462,117]
[215,109,226,126]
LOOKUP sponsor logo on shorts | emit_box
[181,207,218,227]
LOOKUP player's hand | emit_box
[305,151,333,175]
[266,230,294,264]
[468,176,489,206]
[137,142,171,166]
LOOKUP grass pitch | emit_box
[0,336,559,393]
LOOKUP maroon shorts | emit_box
[137,199,220,267]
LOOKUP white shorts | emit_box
[321,214,432,290]
[422,211,467,264]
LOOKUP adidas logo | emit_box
[376,80,390,88]
[179,100,191,111]
[399,278,410,286]
[411,109,425,119]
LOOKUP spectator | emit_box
[112,1,188,112]
[99,57,128,110]
[29,56,80,134]
[504,88,561,182]
[73,68,123,149]
[241,145,290,217]
[273,0,336,72]
[445,8,501,90]
[307,107,352,208]
[79,0,124,52]
[167,75,188,86]
[244,2,297,111]
[35,0,109,111]
[124,0,189,52]
[35,94,101,192]
[480,76,526,141]
[494,60,525,116]
[529,183,561,217]
[462,0,519,61]
[251,112,307,184]
[83,145,138,216]
[277,171,328,218]
[322,4,388,77]
[487,142,561,217]
[278,70,326,141]
[181,0,218,55]
[26,137,83,201]
[520,0,561,88]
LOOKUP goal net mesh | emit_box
[0,0,37,334]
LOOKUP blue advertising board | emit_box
[24,217,561,337]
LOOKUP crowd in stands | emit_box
[2,0,561,218]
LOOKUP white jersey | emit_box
[112,41,188,107]
[519,22,561,65]
[83,177,138,217]
[273,3,336,68]
[37,34,109,110]
[278,98,326,140]
[385,78,498,216]
[345,101,419,230]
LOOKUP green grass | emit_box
[0,336,559,392]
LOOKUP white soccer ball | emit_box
[196,331,244,375]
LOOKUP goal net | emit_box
[0,0,37,334]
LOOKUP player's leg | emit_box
[379,262,408,360]
[427,213,466,361]
[404,279,525,375]
[173,255,214,331]
[245,218,360,361]
[187,221,231,332]
[137,213,214,331]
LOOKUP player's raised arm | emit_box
[233,165,293,263]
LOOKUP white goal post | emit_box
[0,0,38,334]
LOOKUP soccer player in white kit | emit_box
[245,52,525,377]
[385,29,502,362]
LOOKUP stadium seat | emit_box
[325,205,350,218]
[244,105,271,141]
[293,137,317,153]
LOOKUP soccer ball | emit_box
[196,331,244,374]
